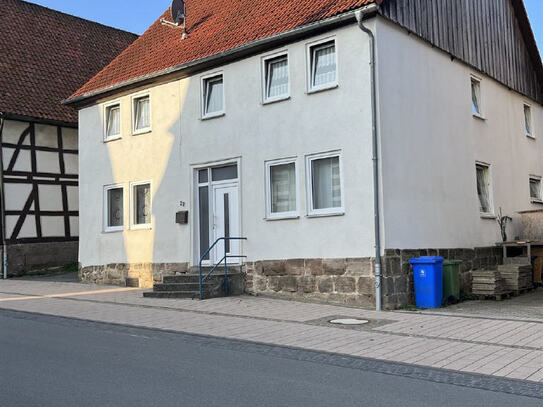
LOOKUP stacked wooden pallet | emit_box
[497,264,533,294]
[472,270,509,300]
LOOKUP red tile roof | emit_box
[0,0,138,124]
[70,0,378,101]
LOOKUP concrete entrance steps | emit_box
[143,266,245,300]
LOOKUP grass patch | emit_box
[25,262,78,276]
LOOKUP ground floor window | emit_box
[476,163,492,215]
[306,152,343,216]
[266,158,297,219]
[530,176,542,202]
[131,182,151,228]
[104,185,124,232]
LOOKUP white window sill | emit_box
[265,214,299,221]
[130,225,152,231]
[103,228,124,234]
[531,199,543,205]
[132,128,152,136]
[526,134,536,140]
[262,95,290,106]
[201,112,225,121]
[480,213,496,219]
[104,135,122,143]
[307,210,345,218]
[472,113,486,121]
[307,83,339,95]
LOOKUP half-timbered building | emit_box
[67,0,543,309]
[0,0,137,276]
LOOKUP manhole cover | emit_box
[329,318,370,326]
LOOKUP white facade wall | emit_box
[78,23,377,268]
[376,18,543,250]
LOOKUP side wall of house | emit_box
[2,119,79,276]
[78,23,378,306]
[376,18,543,307]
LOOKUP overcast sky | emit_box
[29,0,543,53]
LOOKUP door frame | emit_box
[190,157,242,266]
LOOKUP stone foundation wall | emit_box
[6,241,78,277]
[79,263,189,288]
[245,258,376,308]
[382,247,503,309]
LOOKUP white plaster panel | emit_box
[2,120,29,144]
[6,215,36,239]
[35,124,58,148]
[36,151,60,174]
[70,216,79,236]
[12,150,31,172]
[4,183,32,211]
[38,185,63,211]
[62,127,79,150]
[41,216,65,237]
[64,153,78,175]
[67,186,79,211]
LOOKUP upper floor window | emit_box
[308,39,337,93]
[263,53,289,103]
[471,77,483,118]
[202,73,224,118]
[524,104,534,138]
[307,152,344,216]
[476,163,493,215]
[265,158,298,219]
[133,95,151,134]
[530,176,542,202]
[104,184,124,232]
[104,103,121,141]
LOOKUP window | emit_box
[307,152,343,216]
[266,159,298,219]
[104,185,124,232]
[471,77,483,117]
[530,177,542,202]
[524,104,534,138]
[104,103,121,141]
[263,53,289,103]
[133,95,151,134]
[476,163,493,215]
[131,182,151,228]
[308,39,337,92]
[202,74,224,118]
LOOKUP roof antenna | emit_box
[161,0,188,39]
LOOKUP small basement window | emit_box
[104,185,124,232]
[476,163,493,215]
[530,177,542,202]
[133,95,151,133]
[263,54,289,103]
[202,74,224,118]
[308,39,337,92]
[105,103,121,141]
[471,77,482,117]
[524,104,534,138]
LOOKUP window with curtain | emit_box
[106,187,123,229]
[134,96,150,131]
[105,104,120,140]
[134,183,151,226]
[265,55,289,101]
[476,164,491,213]
[269,162,296,215]
[530,178,541,200]
[203,75,224,116]
[524,104,533,137]
[310,155,342,212]
[310,41,336,90]
[471,78,481,116]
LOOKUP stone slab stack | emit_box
[471,270,508,297]
[497,264,533,294]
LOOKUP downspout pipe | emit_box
[355,6,382,311]
[0,115,6,280]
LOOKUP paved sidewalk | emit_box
[1,279,543,383]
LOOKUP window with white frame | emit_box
[104,185,124,232]
[266,159,297,218]
[202,74,224,118]
[104,103,121,141]
[133,95,151,133]
[308,39,337,92]
[530,177,542,201]
[476,163,493,214]
[524,104,534,138]
[131,182,151,228]
[263,53,289,102]
[471,77,482,117]
[307,152,343,215]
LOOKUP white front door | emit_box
[213,184,239,263]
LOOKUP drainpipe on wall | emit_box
[356,6,383,311]
[0,115,6,280]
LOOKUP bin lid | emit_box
[408,256,444,265]
[443,259,462,265]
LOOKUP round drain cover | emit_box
[329,318,369,325]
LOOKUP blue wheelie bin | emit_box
[408,256,444,309]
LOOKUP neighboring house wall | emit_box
[376,18,543,307]
[1,119,79,275]
[78,23,378,305]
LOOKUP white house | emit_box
[66,0,543,309]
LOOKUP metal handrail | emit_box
[198,237,247,300]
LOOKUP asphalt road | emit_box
[1,310,542,407]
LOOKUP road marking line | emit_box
[0,287,141,302]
